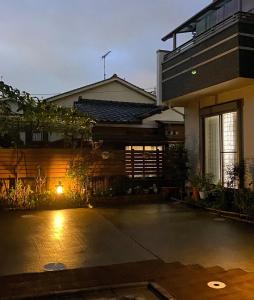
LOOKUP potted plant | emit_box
[190,173,214,200]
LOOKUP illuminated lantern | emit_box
[56,181,63,194]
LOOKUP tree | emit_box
[0,81,95,147]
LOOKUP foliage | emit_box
[67,145,103,204]
[204,184,233,210]
[190,173,214,191]
[226,160,245,189]
[0,81,94,147]
[232,189,254,215]
[7,180,34,209]
[165,144,189,188]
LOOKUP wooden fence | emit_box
[0,148,125,191]
[125,149,163,178]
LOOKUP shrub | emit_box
[8,180,34,209]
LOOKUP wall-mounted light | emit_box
[191,69,198,75]
[56,181,63,194]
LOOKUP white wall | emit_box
[51,81,155,107]
[143,107,184,126]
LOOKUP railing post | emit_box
[173,33,177,50]
[238,0,242,11]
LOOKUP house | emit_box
[0,75,184,195]
[46,74,184,179]
[158,0,254,186]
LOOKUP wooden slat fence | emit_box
[0,148,125,190]
[125,149,163,178]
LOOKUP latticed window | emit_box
[125,146,163,178]
[204,111,238,185]
[32,131,43,142]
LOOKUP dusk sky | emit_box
[0,0,210,97]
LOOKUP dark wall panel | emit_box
[162,51,239,100]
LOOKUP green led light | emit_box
[191,70,197,75]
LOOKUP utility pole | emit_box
[102,51,111,80]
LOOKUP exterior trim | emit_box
[162,47,239,83]
[200,99,244,185]
[46,75,156,102]
[162,33,239,73]
[200,100,242,116]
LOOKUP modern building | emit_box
[158,0,254,185]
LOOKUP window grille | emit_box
[205,111,238,185]
[125,146,163,178]
[32,132,43,142]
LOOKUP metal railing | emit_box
[163,11,254,63]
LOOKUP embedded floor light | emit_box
[56,181,63,194]
[207,281,226,289]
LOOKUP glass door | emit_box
[204,111,238,184]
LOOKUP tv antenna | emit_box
[102,50,111,80]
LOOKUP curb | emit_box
[171,198,254,225]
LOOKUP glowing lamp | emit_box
[191,69,197,75]
[56,181,63,194]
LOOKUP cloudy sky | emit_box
[0,0,210,97]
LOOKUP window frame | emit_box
[200,99,243,186]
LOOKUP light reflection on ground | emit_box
[53,211,64,240]
[0,203,254,276]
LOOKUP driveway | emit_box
[1,202,254,275]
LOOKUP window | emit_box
[125,145,163,178]
[204,110,239,185]
[32,131,43,142]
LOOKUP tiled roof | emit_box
[75,99,164,123]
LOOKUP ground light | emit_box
[56,181,63,194]
[207,281,226,289]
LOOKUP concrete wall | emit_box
[52,81,155,107]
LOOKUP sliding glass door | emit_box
[204,111,238,184]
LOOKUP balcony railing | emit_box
[163,11,254,63]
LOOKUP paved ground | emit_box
[1,202,254,276]
[1,202,254,299]
[98,203,254,272]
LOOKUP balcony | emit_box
[161,1,254,101]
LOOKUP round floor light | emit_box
[43,262,66,271]
[207,281,226,289]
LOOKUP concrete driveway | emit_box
[1,202,254,275]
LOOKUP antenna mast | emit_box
[102,51,111,80]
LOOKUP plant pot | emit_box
[192,187,200,201]
[199,191,207,200]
